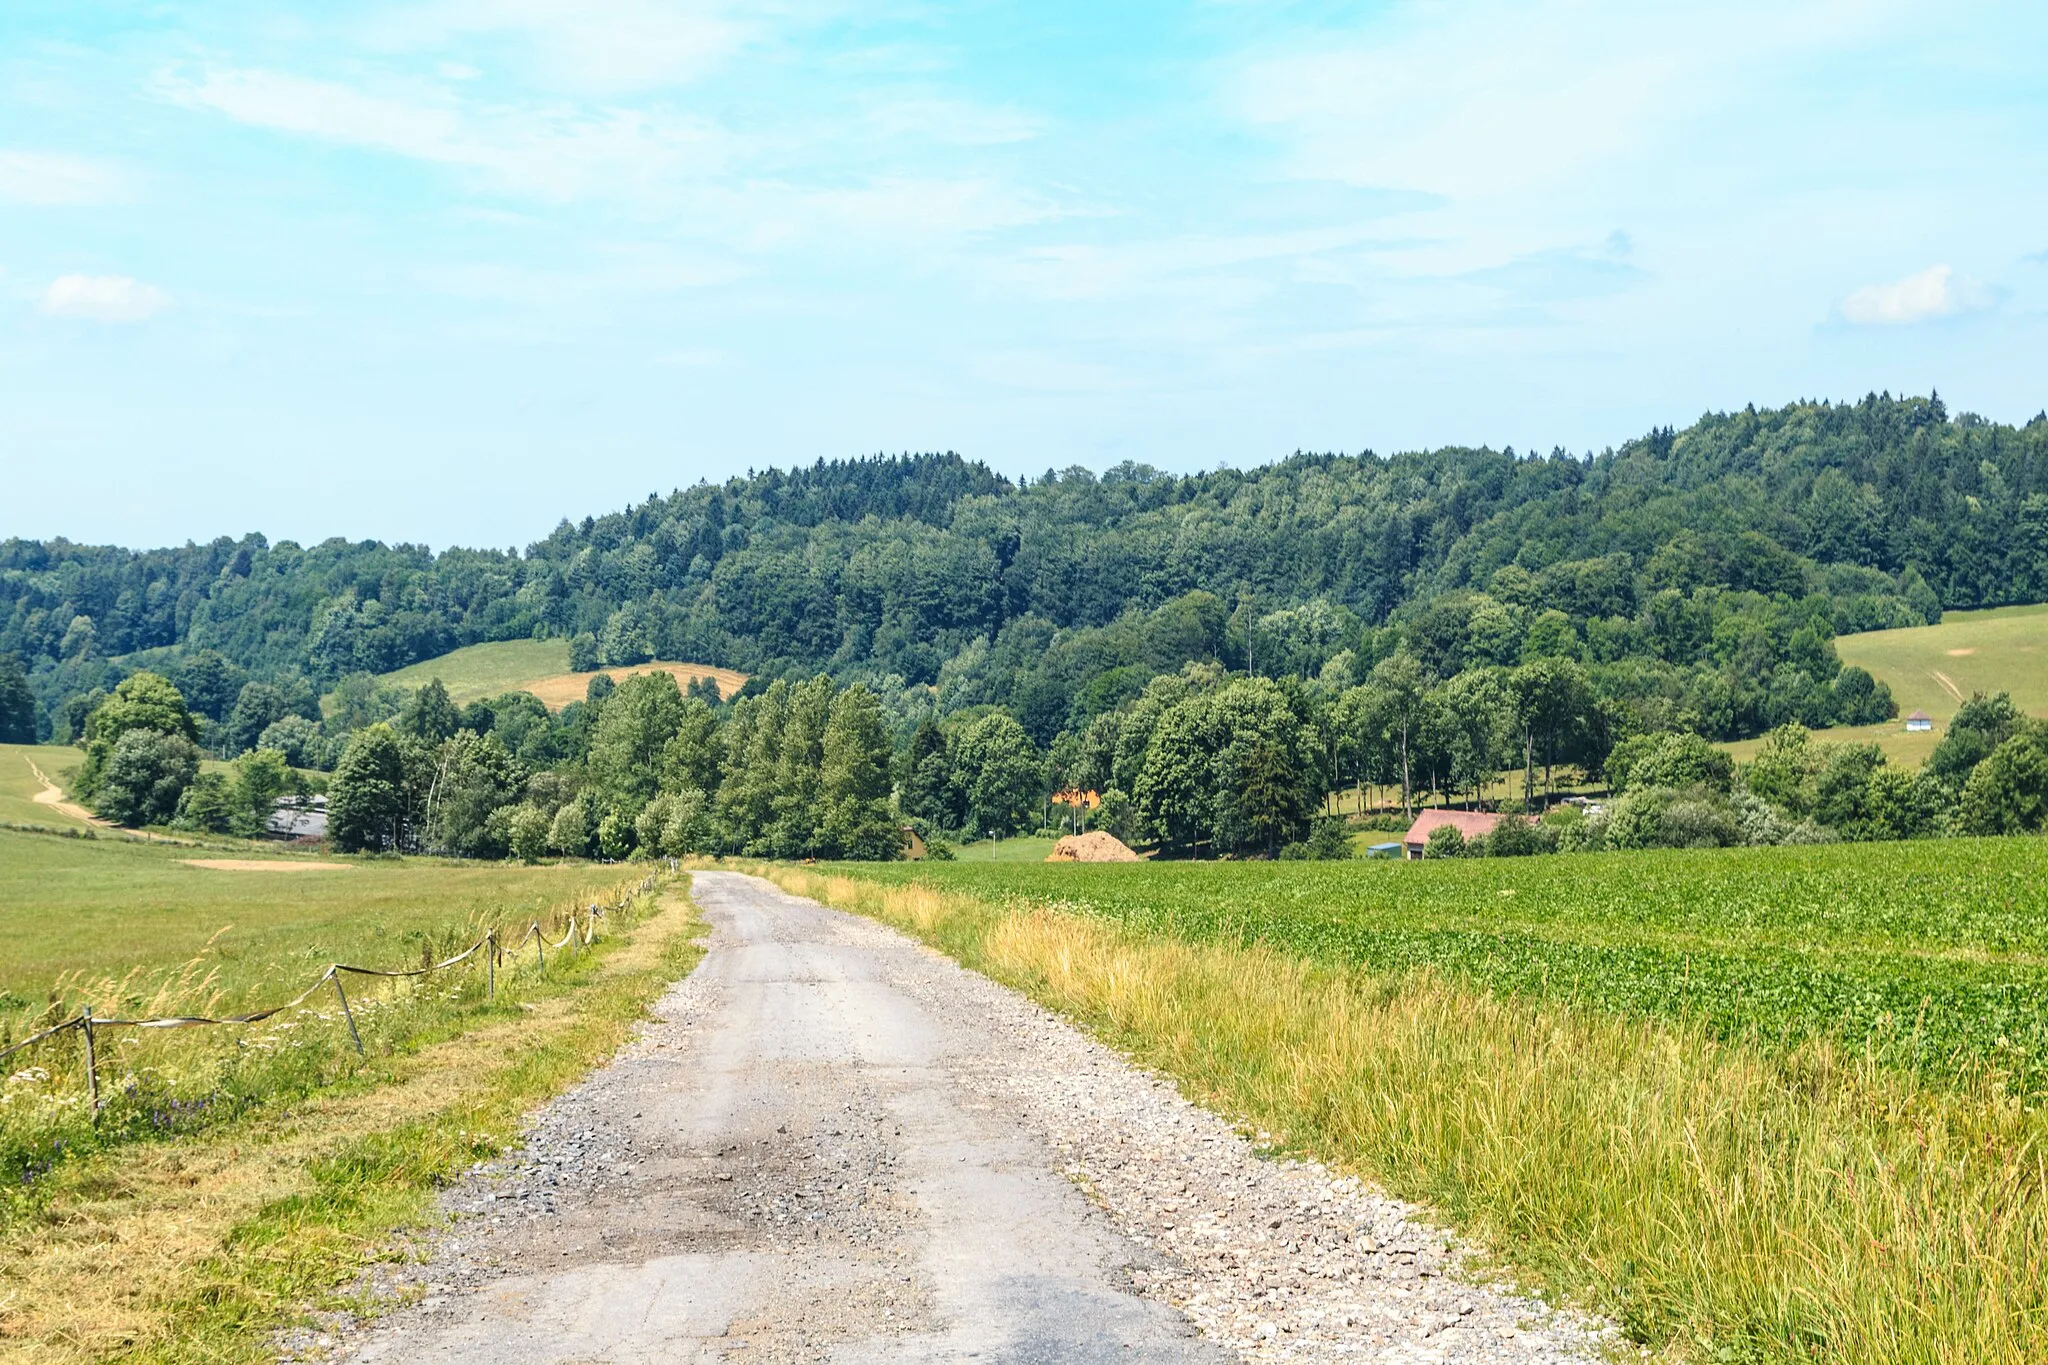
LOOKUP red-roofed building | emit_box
[1402,809,1508,859]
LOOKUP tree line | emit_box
[7,393,2046,753]
[35,641,2048,860]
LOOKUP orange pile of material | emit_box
[1045,831,1141,862]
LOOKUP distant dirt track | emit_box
[180,859,352,871]
[27,758,107,826]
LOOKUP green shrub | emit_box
[1424,824,1468,858]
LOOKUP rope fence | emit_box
[0,871,662,1115]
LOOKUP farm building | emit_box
[1401,809,1506,859]
[1905,710,1934,732]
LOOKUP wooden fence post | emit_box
[486,930,496,1001]
[330,971,365,1057]
[80,1008,99,1117]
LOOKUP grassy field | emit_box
[1709,603,2048,767]
[356,639,749,710]
[776,841,2048,1364]
[1838,602,2048,722]
[0,827,702,1361]
[1720,718,1944,767]
[948,833,1059,861]
[0,828,632,1000]
[0,742,92,830]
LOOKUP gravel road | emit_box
[319,871,1610,1363]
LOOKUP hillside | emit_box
[5,393,2047,749]
[362,640,749,711]
[1836,603,2048,721]
[1715,603,2048,765]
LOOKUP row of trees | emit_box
[27,653,2048,860]
[327,673,904,862]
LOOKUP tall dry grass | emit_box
[769,867,2048,1365]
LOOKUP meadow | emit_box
[1837,601,2048,722]
[1716,602,2048,766]
[777,840,2048,1364]
[0,742,92,830]
[0,826,630,997]
[351,638,748,710]
[0,827,701,1361]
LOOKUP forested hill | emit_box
[6,393,2047,744]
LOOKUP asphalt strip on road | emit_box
[314,871,1612,1364]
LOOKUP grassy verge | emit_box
[764,863,2048,1365]
[0,853,705,1362]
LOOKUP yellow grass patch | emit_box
[517,661,750,711]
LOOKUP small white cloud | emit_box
[1840,264,1996,326]
[41,274,170,322]
[0,151,129,205]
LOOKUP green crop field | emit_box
[835,839,2048,1095]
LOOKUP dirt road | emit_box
[329,872,1600,1363]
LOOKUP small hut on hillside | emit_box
[1905,710,1933,732]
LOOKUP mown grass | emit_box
[0,828,628,994]
[0,828,670,1251]
[1837,601,2048,723]
[949,834,1059,862]
[362,638,571,704]
[1,873,704,1363]
[774,847,2048,1364]
[344,639,748,711]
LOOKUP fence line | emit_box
[0,872,662,1111]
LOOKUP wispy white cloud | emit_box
[366,0,756,94]
[160,65,726,201]
[1458,231,1647,302]
[41,274,169,321]
[0,151,131,205]
[1839,264,1998,325]
[1230,0,1894,199]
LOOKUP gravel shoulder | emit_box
[313,871,1613,1363]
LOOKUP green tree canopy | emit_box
[330,723,407,853]
[955,711,1044,838]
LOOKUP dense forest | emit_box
[7,392,2048,857]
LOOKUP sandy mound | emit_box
[1046,831,1140,863]
[181,859,352,871]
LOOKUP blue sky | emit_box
[4,0,2045,550]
